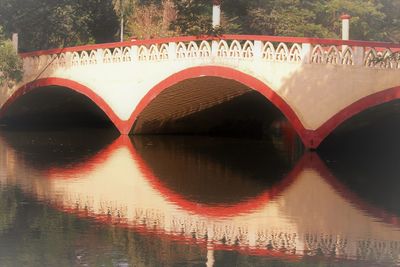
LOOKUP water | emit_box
[0,129,399,266]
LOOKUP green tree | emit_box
[0,0,119,51]
[0,28,22,87]
[378,0,400,42]
[113,0,136,41]
[320,0,386,40]
[127,0,176,39]
[170,0,213,35]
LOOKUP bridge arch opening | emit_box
[0,83,118,132]
[130,67,305,151]
[320,96,400,153]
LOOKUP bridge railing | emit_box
[19,35,400,73]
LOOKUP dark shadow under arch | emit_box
[127,66,313,147]
[315,86,400,148]
[0,78,128,132]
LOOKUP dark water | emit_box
[0,128,399,267]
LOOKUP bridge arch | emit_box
[0,78,127,132]
[128,66,311,145]
[316,85,400,146]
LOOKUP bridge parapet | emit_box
[20,35,400,73]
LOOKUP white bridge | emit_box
[1,35,400,148]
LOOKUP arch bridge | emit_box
[1,35,400,148]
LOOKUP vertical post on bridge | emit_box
[341,14,351,41]
[253,40,263,60]
[168,42,177,60]
[301,43,313,64]
[96,49,104,64]
[212,0,221,28]
[12,33,18,52]
[341,14,351,52]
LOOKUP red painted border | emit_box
[43,140,399,246]
[301,153,400,227]
[128,136,298,218]
[20,34,400,58]
[314,86,400,147]
[127,66,316,148]
[46,135,298,218]
[0,78,129,133]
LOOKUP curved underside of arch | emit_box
[316,86,400,147]
[0,78,127,132]
[2,74,399,149]
[128,66,312,146]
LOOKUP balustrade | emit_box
[20,36,400,71]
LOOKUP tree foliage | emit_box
[0,0,399,52]
[0,0,119,51]
[170,0,213,35]
[127,0,176,39]
[0,28,22,87]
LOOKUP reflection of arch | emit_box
[128,138,298,218]
[43,136,400,225]
[0,78,128,133]
[46,136,298,218]
[128,66,314,147]
[297,153,400,227]
[316,86,400,146]
[5,135,399,262]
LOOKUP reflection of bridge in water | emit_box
[0,135,399,265]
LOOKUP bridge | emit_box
[1,35,400,148]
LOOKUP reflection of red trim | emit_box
[128,138,299,218]
[304,153,400,227]
[44,147,400,262]
[45,136,400,225]
[47,135,298,218]
[20,34,400,58]
[46,137,122,179]
[127,66,317,148]
[314,86,400,147]
[0,78,130,134]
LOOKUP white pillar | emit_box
[301,43,313,64]
[353,46,365,66]
[253,40,263,59]
[206,246,215,267]
[168,42,177,60]
[12,33,18,52]
[96,49,104,64]
[341,14,351,41]
[212,0,221,28]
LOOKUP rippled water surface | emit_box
[0,129,399,266]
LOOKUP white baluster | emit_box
[301,43,313,64]
[353,46,364,66]
[253,40,263,59]
[168,42,177,60]
[65,52,72,68]
[211,40,219,57]
[131,46,139,61]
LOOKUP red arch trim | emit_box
[315,86,400,147]
[46,135,298,218]
[127,66,316,147]
[0,78,129,133]
[45,137,400,225]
